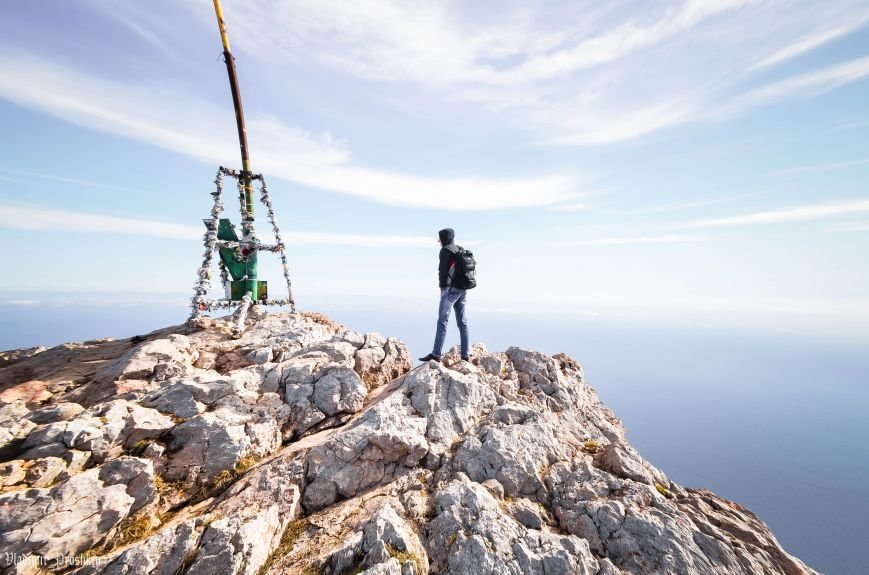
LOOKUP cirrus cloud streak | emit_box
[684,199,869,227]
[0,53,581,211]
[0,203,449,248]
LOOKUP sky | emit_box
[1,0,869,339]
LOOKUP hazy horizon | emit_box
[4,290,869,352]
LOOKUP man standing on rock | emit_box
[419,228,470,363]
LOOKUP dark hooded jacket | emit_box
[438,228,459,288]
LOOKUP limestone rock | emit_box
[193,349,217,370]
[164,412,253,486]
[58,448,92,480]
[0,400,37,457]
[0,467,135,560]
[405,362,498,460]
[27,401,85,424]
[0,345,46,369]
[453,419,567,498]
[99,456,158,513]
[97,334,195,385]
[185,509,283,575]
[507,497,547,530]
[312,367,367,416]
[355,346,386,379]
[426,475,599,575]
[356,336,412,390]
[0,312,818,575]
[596,440,668,486]
[75,518,201,575]
[141,380,208,418]
[361,504,428,573]
[0,460,26,488]
[24,456,67,488]
[248,347,273,365]
[302,388,429,511]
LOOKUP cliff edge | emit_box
[0,310,818,575]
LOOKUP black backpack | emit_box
[452,246,477,290]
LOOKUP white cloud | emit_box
[6,0,869,189]
[223,0,751,87]
[830,220,869,232]
[771,157,869,176]
[545,201,590,212]
[0,203,450,247]
[716,55,869,118]
[684,199,869,227]
[0,167,156,194]
[830,120,869,132]
[555,234,708,246]
[492,0,754,85]
[0,204,199,240]
[201,0,869,145]
[280,232,451,248]
[540,98,699,146]
[98,3,177,60]
[547,53,869,145]
[749,14,869,70]
[617,191,768,215]
[0,53,580,211]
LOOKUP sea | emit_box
[2,296,867,575]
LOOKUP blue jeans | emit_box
[432,287,469,357]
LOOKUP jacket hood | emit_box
[438,228,455,246]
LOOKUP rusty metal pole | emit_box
[212,0,254,221]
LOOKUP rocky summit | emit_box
[0,310,817,575]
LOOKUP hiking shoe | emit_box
[461,355,470,362]
[418,353,441,362]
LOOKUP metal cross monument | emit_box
[189,0,296,330]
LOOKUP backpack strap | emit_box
[446,245,461,285]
